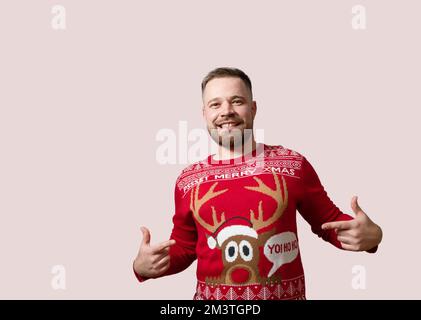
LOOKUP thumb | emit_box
[140,226,151,246]
[351,195,364,216]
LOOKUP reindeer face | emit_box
[220,235,261,284]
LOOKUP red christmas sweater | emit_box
[135,144,376,300]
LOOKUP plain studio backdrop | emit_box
[0,0,419,299]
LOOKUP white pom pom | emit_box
[207,236,216,249]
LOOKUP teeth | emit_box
[219,123,237,128]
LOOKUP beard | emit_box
[208,124,254,152]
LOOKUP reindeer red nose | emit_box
[231,267,250,284]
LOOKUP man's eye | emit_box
[233,100,242,104]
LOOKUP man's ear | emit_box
[252,101,257,120]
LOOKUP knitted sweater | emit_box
[135,144,375,300]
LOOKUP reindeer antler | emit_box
[244,172,288,232]
[190,182,228,233]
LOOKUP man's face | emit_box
[202,77,257,147]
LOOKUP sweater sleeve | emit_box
[134,181,198,282]
[297,156,354,250]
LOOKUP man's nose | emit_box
[220,101,235,117]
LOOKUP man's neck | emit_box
[213,139,257,161]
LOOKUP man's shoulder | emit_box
[262,144,307,177]
[174,157,211,191]
[178,157,211,177]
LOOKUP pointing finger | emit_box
[321,220,352,231]
[151,239,176,254]
[337,229,355,237]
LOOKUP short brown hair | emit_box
[201,67,253,99]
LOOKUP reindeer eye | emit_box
[225,240,238,263]
[239,240,253,262]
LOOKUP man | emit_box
[133,67,383,300]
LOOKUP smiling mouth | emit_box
[216,122,241,129]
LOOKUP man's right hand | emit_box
[133,226,176,279]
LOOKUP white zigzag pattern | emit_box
[194,276,306,300]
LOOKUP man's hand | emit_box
[133,226,176,278]
[321,196,383,252]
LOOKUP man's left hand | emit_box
[321,196,383,252]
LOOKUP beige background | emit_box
[0,0,419,299]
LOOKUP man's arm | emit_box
[297,156,381,253]
[321,196,382,252]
